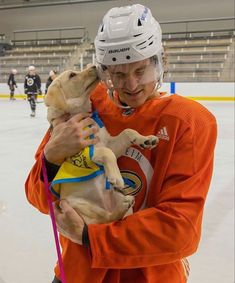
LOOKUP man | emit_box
[45,70,58,95]
[24,65,41,117]
[25,4,217,283]
[7,68,17,100]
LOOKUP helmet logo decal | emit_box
[140,7,148,21]
[108,47,130,54]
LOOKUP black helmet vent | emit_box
[133,33,143,37]
[136,41,146,47]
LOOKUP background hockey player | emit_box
[7,68,17,100]
[45,69,58,95]
[24,65,42,117]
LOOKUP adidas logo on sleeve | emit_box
[157,127,170,141]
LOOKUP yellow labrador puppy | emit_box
[44,66,158,224]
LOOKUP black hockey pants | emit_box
[27,93,36,111]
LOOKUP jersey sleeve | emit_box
[24,77,27,93]
[7,74,11,85]
[25,130,56,214]
[88,115,217,269]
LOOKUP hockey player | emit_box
[24,65,42,117]
[25,4,217,283]
[7,69,17,100]
[45,70,58,95]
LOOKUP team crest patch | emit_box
[27,78,34,86]
[120,170,142,196]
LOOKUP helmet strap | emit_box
[107,88,132,109]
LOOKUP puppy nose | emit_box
[88,65,97,74]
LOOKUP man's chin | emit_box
[124,98,145,109]
[118,91,148,108]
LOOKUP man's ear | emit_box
[44,80,67,112]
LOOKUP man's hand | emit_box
[53,200,85,245]
[44,112,99,165]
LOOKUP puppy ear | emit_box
[44,80,67,112]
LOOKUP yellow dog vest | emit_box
[50,111,107,198]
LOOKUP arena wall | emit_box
[0,82,234,101]
[0,0,234,42]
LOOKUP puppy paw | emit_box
[116,195,134,218]
[124,195,135,207]
[133,135,158,149]
[108,176,125,189]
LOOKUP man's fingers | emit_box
[66,114,97,131]
[79,117,98,129]
[83,136,100,147]
[59,200,79,218]
[52,112,92,128]
[52,200,62,215]
[69,112,91,123]
[82,125,99,139]
[53,201,67,226]
[59,199,71,212]
[52,200,84,244]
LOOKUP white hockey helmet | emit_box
[28,65,36,71]
[12,69,17,74]
[94,4,163,65]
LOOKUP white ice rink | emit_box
[0,98,234,283]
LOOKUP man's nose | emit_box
[123,75,139,91]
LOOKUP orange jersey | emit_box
[25,83,217,283]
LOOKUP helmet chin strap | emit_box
[107,88,131,109]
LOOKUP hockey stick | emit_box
[14,86,27,100]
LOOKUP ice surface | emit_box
[0,98,234,283]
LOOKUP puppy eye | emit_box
[69,72,76,79]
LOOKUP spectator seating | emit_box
[0,30,234,84]
[0,41,79,83]
[73,31,234,82]
[162,29,234,81]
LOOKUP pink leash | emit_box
[41,156,67,283]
